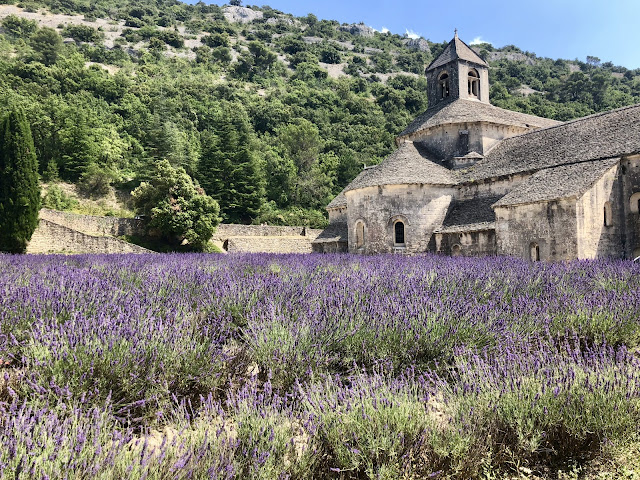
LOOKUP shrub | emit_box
[132,160,221,250]
[42,184,79,211]
[62,24,104,43]
[77,163,119,198]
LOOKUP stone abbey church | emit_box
[313,33,640,261]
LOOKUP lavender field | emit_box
[1,253,640,479]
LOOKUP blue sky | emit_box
[196,0,639,69]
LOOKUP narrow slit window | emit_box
[530,242,540,262]
[356,222,365,249]
[604,202,613,227]
[631,193,640,213]
[394,221,405,246]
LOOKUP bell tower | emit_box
[425,31,490,107]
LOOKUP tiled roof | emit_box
[325,99,640,211]
[343,142,457,193]
[327,189,347,209]
[426,34,489,71]
[435,195,502,233]
[468,103,640,181]
[400,98,560,138]
[492,158,619,207]
[312,221,348,243]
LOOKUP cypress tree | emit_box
[0,109,41,253]
[198,104,265,224]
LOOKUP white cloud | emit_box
[405,28,420,40]
[381,27,390,34]
[470,36,492,45]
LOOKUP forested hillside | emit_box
[1,0,639,227]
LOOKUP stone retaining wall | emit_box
[212,224,322,240]
[28,219,150,254]
[34,209,324,254]
[225,236,315,254]
[39,209,143,237]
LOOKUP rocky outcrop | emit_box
[403,37,430,53]
[339,23,376,38]
[222,6,263,24]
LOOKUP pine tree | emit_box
[198,104,264,224]
[0,109,41,253]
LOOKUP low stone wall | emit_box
[37,208,325,254]
[28,219,150,254]
[39,209,143,237]
[225,236,315,254]
[212,224,322,240]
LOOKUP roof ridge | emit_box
[500,102,640,142]
[453,35,488,66]
[426,35,488,71]
[492,157,620,208]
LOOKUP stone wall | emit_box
[346,184,455,254]
[458,174,529,199]
[435,229,497,256]
[212,224,322,241]
[621,155,640,258]
[225,236,316,254]
[39,209,144,237]
[494,199,578,261]
[28,219,150,254]
[408,122,530,162]
[37,208,325,254]
[577,164,625,259]
[328,206,347,223]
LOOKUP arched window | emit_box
[355,222,365,249]
[394,221,405,246]
[630,192,640,213]
[604,202,613,227]
[438,72,450,99]
[468,69,480,97]
[451,244,462,257]
[530,242,540,262]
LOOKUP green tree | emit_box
[29,27,63,66]
[198,104,265,223]
[0,109,41,253]
[131,160,220,251]
[275,120,334,209]
[233,41,278,80]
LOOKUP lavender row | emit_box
[1,253,639,478]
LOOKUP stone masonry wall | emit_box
[576,164,625,259]
[494,199,578,261]
[39,209,144,237]
[212,224,322,241]
[225,236,316,254]
[38,209,323,254]
[435,230,497,256]
[346,184,455,254]
[621,155,640,258]
[28,220,150,254]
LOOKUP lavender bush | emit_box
[1,253,640,478]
